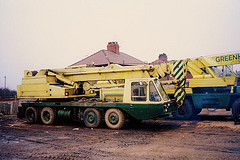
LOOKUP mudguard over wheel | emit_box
[105,108,125,129]
[173,100,195,120]
[232,98,240,125]
[41,107,55,125]
[25,107,38,124]
[83,108,101,128]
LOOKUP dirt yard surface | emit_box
[0,109,240,159]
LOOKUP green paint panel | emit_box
[191,93,230,108]
[116,102,176,120]
[21,101,177,120]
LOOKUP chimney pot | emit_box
[107,41,119,54]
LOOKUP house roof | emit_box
[70,49,144,66]
[151,59,165,65]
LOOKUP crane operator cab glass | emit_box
[131,79,170,102]
[149,81,161,101]
[154,79,170,101]
[131,82,147,101]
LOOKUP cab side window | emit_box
[131,82,147,101]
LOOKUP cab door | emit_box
[129,81,149,119]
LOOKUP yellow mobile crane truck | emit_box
[17,62,185,129]
[163,53,240,124]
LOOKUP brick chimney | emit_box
[107,42,119,54]
[158,53,167,62]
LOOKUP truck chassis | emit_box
[18,99,176,129]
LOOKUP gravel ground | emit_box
[0,110,240,159]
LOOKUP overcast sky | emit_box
[0,0,240,90]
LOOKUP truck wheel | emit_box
[83,108,101,128]
[25,107,38,124]
[41,107,55,125]
[105,108,125,129]
[173,100,195,120]
[232,98,240,125]
[194,108,202,115]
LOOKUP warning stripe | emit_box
[172,60,187,106]
[174,88,184,101]
[178,79,186,87]
[175,71,184,80]
[173,60,186,81]
[173,62,183,75]
[174,87,186,106]
[176,90,185,102]
[173,60,182,71]
[173,61,184,72]
[174,87,182,97]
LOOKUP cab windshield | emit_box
[154,79,170,101]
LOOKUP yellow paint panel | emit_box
[100,88,124,101]
[189,78,227,87]
[22,76,56,85]
[20,91,50,97]
[165,88,192,94]
[223,76,236,86]
[18,84,48,92]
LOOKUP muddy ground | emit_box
[0,109,240,159]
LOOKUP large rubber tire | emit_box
[83,108,101,128]
[105,108,125,129]
[173,100,195,120]
[232,98,240,125]
[41,107,55,125]
[25,107,38,124]
[194,108,202,115]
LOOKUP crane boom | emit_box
[183,53,240,88]
[197,53,240,67]
[17,62,187,105]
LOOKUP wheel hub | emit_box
[178,106,187,115]
[27,111,34,120]
[87,112,96,123]
[109,113,119,124]
[43,111,50,121]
